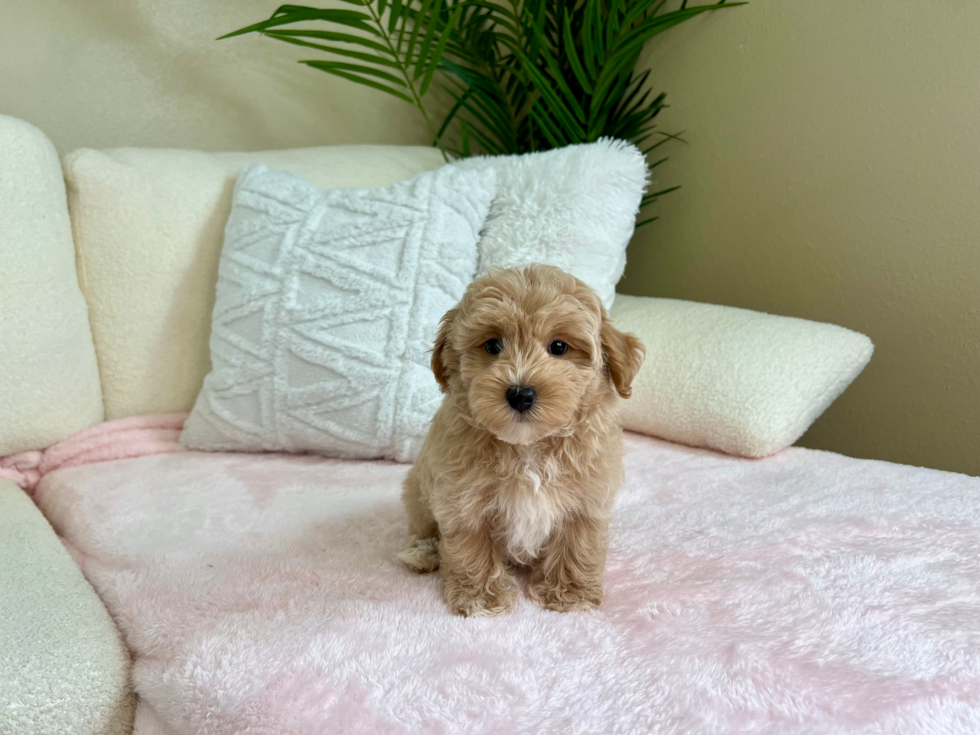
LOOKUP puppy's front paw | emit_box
[443,574,516,617]
[397,536,440,573]
[530,575,604,613]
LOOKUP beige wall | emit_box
[4,1,977,474]
[1,0,432,153]
[623,1,980,476]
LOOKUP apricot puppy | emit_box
[398,264,644,617]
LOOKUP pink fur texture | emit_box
[33,432,980,734]
[0,413,187,491]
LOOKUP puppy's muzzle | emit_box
[506,385,537,413]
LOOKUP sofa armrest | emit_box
[0,481,133,735]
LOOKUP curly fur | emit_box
[399,265,645,616]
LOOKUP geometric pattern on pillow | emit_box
[180,163,496,462]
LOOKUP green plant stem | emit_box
[446,33,518,149]
[363,1,448,161]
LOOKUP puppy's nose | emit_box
[506,385,537,413]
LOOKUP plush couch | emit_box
[1,114,455,735]
[4,114,979,735]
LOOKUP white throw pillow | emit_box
[63,145,447,420]
[610,295,874,458]
[180,164,495,462]
[453,138,648,309]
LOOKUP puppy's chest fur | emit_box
[488,448,566,564]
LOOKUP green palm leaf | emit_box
[260,29,393,55]
[301,60,406,85]
[266,33,399,67]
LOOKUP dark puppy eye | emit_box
[485,338,503,355]
[549,340,568,356]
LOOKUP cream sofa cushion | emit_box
[0,480,133,735]
[63,145,446,419]
[0,115,103,455]
[611,295,874,457]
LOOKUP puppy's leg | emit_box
[397,468,440,572]
[440,524,516,617]
[530,513,607,612]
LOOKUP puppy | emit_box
[398,264,644,617]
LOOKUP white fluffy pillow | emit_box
[454,138,648,309]
[180,164,495,462]
[611,295,874,457]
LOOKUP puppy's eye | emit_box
[485,338,503,355]
[549,340,568,356]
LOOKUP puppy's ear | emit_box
[601,315,645,398]
[431,308,458,393]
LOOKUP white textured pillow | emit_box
[453,138,648,309]
[180,164,495,462]
[610,295,874,458]
[64,145,447,420]
[0,115,103,455]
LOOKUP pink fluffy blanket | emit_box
[27,422,980,734]
[0,413,187,491]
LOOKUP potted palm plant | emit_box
[223,0,743,224]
